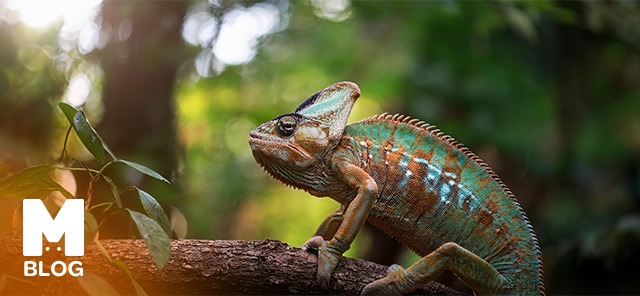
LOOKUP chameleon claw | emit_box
[302,236,325,252]
[313,240,342,289]
[387,264,403,273]
[318,267,331,289]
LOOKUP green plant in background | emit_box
[0,103,171,295]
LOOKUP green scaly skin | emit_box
[249,82,544,295]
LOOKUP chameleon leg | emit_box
[308,159,377,289]
[361,242,508,295]
[313,206,345,240]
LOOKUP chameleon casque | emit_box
[248,82,544,295]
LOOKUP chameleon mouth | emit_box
[248,134,269,153]
[248,131,263,142]
[248,131,272,146]
[248,131,310,159]
[248,131,278,149]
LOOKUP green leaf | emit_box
[126,209,170,270]
[77,272,120,296]
[112,259,148,296]
[84,211,99,245]
[102,142,117,161]
[103,176,122,208]
[39,175,74,198]
[2,177,72,199]
[116,160,170,184]
[134,187,171,236]
[0,165,55,192]
[0,183,55,199]
[58,102,106,164]
[0,166,72,199]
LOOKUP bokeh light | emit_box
[5,0,102,29]
[182,2,284,77]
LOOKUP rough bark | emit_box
[0,237,460,295]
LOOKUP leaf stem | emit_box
[97,160,118,179]
[88,201,114,212]
[54,166,100,174]
[94,239,113,262]
[59,125,72,162]
[75,160,97,210]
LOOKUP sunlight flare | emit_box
[5,0,102,29]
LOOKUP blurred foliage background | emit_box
[1,0,640,294]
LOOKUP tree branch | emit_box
[0,237,460,295]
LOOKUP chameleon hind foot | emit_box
[362,242,509,295]
[361,264,408,295]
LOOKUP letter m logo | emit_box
[22,199,84,256]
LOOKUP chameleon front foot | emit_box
[302,235,324,251]
[361,264,408,295]
[303,236,342,289]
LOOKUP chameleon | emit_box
[248,81,544,295]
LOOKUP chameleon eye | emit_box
[276,115,297,138]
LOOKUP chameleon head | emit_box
[249,82,360,185]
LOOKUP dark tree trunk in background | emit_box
[98,0,187,181]
[96,1,188,228]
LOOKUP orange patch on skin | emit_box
[384,146,405,185]
[486,197,502,218]
[477,207,495,228]
[445,149,463,168]
[410,150,439,212]
[410,128,428,149]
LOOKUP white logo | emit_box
[22,199,84,277]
